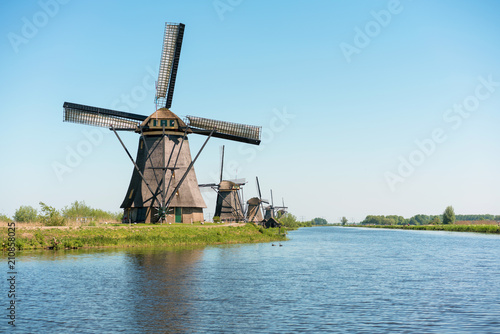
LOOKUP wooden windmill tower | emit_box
[199,146,246,222]
[63,22,261,224]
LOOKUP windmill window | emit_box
[160,120,168,127]
[153,120,157,127]
[169,120,175,127]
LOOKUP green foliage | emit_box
[14,205,38,222]
[62,200,122,221]
[340,217,348,226]
[39,202,66,226]
[279,213,312,229]
[409,214,431,225]
[360,210,498,227]
[312,217,328,225]
[443,206,456,225]
[362,224,499,234]
[361,214,436,226]
[361,215,402,225]
[213,216,221,223]
[455,214,500,221]
[0,213,12,222]
[430,216,441,224]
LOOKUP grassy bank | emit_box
[1,223,288,251]
[350,224,500,234]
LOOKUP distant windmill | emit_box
[246,176,268,222]
[63,22,261,224]
[199,146,246,222]
[263,189,288,220]
[276,198,288,218]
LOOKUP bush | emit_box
[62,200,122,221]
[279,213,312,229]
[14,205,38,222]
[0,213,12,222]
[39,202,66,226]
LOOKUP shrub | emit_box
[14,205,38,222]
[0,213,12,222]
[39,202,66,226]
[62,200,123,221]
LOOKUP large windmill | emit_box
[199,146,246,222]
[63,22,261,224]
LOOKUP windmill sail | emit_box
[186,116,261,145]
[156,22,185,109]
[63,102,146,129]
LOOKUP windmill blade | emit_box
[228,178,246,185]
[220,145,225,183]
[186,116,261,145]
[198,183,218,188]
[256,176,262,200]
[63,102,145,130]
[156,22,185,109]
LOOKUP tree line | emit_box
[359,206,499,226]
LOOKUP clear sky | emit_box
[1,0,499,223]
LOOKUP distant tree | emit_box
[14,205,38,222]
[280,213,312,228]
[443,206,456,225]
[361,215,394,225]
[312,217,328,225]
[280,213,299,227]
[430,216,441,225]
[340,217,348,225]
[455,214,494,221]
[0,213,12,222]
[383,215,404,225]
[39,202,66,226]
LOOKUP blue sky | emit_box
[1,0,499,222]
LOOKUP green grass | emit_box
[350,224,500,234]
[1,223,288,251]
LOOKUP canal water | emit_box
[2,227,500,333]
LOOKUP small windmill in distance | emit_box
[246,176,269,223]
[199,146,246,222]
[263,189,288,220]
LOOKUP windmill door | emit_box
[175,207,182,223]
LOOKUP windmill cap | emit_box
[139,108,188,129]
[219,180,239,191]
[247,197,260,205]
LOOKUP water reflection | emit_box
[125,248,204,333]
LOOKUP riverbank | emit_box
[349,224,500,234]
[1,223,288,250]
